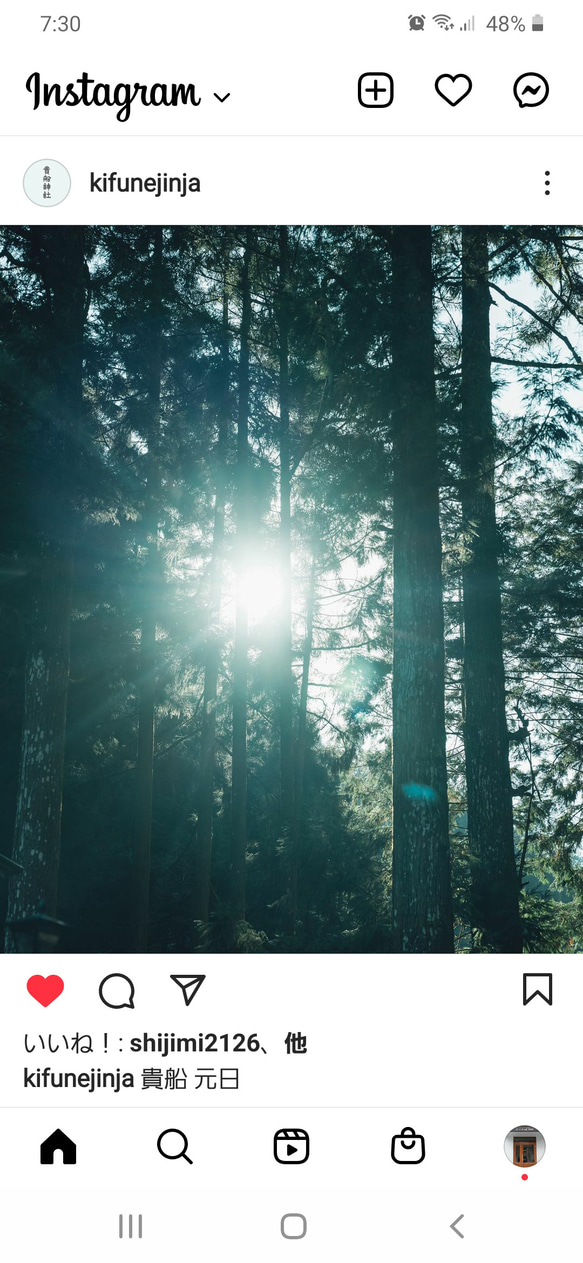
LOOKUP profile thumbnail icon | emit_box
[504,1124,546,1168]
[23,159,71,207]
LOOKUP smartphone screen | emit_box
[0,3,579,1258]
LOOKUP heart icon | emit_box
[435,74,473,106]
[27,975,64,1007]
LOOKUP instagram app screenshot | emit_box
[0,0,581,1258]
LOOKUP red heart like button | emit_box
[27,975,64,1007]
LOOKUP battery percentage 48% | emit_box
[486,15,526,29]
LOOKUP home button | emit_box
[40,1128,77,1165]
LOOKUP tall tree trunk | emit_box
[291,535,318,927]
[5,227,86,947]
[194,261,230,926]
[130,226,163,952]
[460,226,522,952]
[230,231,252,923]
[5,547,73,937]
[390,226,453,953]
[278,227,295,894]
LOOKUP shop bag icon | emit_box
[391,1126,425,1164]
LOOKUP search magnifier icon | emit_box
[157,1128,193,1164]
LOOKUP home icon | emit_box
[40,1128,77,1165]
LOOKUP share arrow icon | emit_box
[170,974,206,1006]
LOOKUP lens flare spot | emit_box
[402,782,438,804]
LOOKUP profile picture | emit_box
[504,1125,546,1168]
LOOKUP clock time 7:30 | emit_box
[41,15,81,31]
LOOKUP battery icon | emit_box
[532,13,543,29]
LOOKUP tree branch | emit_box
[489,281,583,364]
[492,356,583,370]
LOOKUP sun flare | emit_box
[240,562,283,622]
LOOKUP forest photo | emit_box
[0,224,582,954]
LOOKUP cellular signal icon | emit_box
[433,13,454,28]
[460,14,475,29]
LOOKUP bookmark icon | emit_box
[522,972,553,1006]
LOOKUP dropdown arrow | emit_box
[450,1215,465,1239]
[214,92,231,102]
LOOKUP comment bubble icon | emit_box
[99,972,135,1009]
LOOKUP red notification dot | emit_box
[521,1174,528,1181]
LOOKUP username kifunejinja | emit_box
[91,173,201,197]
[25,1068,134,1092]
[26,72,201,123]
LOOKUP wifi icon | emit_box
[433,12,454,27]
